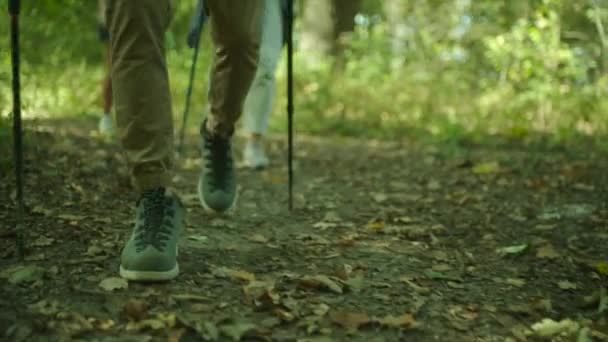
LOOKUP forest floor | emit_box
[1,117,608,341]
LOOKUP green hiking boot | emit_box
[119,188,185,282]
[198,124,237,213]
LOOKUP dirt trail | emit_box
[1,118,608,341]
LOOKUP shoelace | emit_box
[135,188,175,252]
[203,133,233,189]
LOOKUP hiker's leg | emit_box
[107,0,184,282]
[198,0,263,212]
[242,0,283,168]
[243,0,283,138]
[204,0,264,137]
[98,20,114,134]
[102,43,113,115]
[107,0,174,191]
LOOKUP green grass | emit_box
[1,45,607,153]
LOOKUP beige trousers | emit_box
[106,0,263,191]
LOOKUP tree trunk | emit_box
[299,0,361,67]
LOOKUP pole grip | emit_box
[9,0,20,15]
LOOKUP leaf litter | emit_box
[2,118,608,340]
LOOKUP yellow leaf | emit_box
[473,161,500,175]
[367,221,385,232]
[377,313,416,329]
[230,269,256,283]
[596,262,608,275]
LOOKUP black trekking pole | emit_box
[287,0,295,211]
[177,0,207,155]
[9,0,25,258]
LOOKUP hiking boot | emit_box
[198,124,237,213]
[98,114,115,136]
[243,139,269,170]
[120,188,185,281]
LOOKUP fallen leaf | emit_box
[5,265,45,285]
[424,270,461,282]
[126,317,167,332]
[187,235,208,243]
[431,264,453,272]
[273,308,296,322]
[57,214,86,221]
[31,236,55,247]
[124,299,148,321]
[323,211,342,222]
[313,221,338,230]
[85,245,104,256]
[536,244,560,259]
[399,277,431,295]
[496,244,528,256]
[243,280,279,309]
[473,161,500,175]
[427,180,441,191]
[530,318,580,337]
[367,220,385,232]
[344,274,365,292]
[312,303,330,317]
[329,311,370,331]
[505,278,526,287]
[99,277,128,291]
[171,293,209,302]
[219,321,257,341]
[596,262,608,275]
[230,270,256,283]
[298,275,344,294]
[377,313,416,329]
[372,193,388,203]
[247,234,269,244]
[558,280,577,290]
[212,267,256,283]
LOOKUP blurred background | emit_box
[0,0,607,145]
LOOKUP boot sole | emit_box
[119,264,179,282]
[197,176,238,214]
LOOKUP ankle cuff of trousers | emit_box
[133,171,173,193]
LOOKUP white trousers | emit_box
[242,0,284,136]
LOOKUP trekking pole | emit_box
[287,0,295,211]
[177,0,207,155]
[9,0,25,258]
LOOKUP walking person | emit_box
[105,0,263,281]
[241,0,290,169]
[97,0,114,135]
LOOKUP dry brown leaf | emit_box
[243,281,279,309]
[273,308,295,322]
[329,311,370,331]
[212,267,256,283]
[230,270,256,283]
[124,299,148,321]
[298,275,344,294]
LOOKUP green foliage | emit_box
[274,0,608,144]
[0,0,606,146]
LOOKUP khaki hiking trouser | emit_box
[106,0,263,191]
